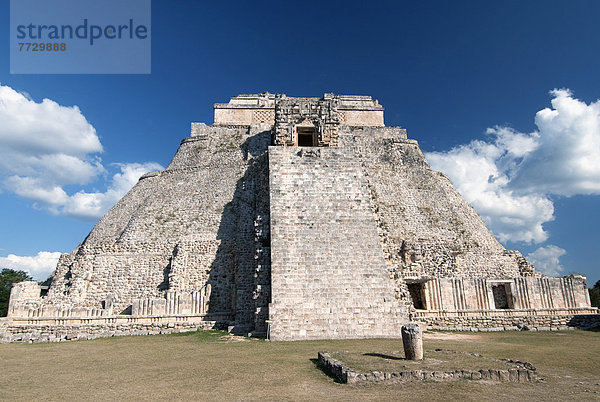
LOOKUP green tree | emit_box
[590,280,600,308]
[0,268,33,317]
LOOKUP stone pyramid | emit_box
[4,93,594,343]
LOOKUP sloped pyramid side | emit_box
[43,126,270,326]
[343,126,535,282]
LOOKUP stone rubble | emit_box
[317,351,538,385]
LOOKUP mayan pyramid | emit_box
[3,93,594,343]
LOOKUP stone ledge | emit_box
[317,351,538,384]
[415,311,600,332]
[0,319,231,343]
[2,312,233,325]
[414,308,598,318]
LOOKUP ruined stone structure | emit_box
[2,93,596,343]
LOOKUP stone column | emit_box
[401,323,423,360]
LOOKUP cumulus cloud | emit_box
[0,83,163,220]
[512,89,600,196]
[0,251,62,281]
[526,245,567,277]
[61,162,163,219]
[426,89,600,244]
[0,85,102,158]
[426,135,553,243]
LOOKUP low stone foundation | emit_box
[0,314,230,343]
[317,351,538,385]
[414,310,600,332]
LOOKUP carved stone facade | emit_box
[273,94,341,146]
[213,92,384,129]
[1,93,596,343]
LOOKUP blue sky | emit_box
[0,0,599,285]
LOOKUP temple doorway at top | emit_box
[297,127,316,146]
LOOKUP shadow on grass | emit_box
[310,358,344,384]
[363,352,404,360]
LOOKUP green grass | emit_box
[0,329,598,401]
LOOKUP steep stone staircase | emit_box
[267,146,408,340]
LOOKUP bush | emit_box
[590,280,600,308]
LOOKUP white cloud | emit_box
[0,85,102,158]
[0,251,62,281]
[61,162,163,219]
[511,89,600,196]
[425,138,554,243]
[0,83,163,220]
[0,85,165,283]
[526,245,567,277]
[426,89,600,244]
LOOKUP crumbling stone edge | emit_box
[317,351,538,384]
[0,320,229,343]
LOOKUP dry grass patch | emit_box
[329,348,513,373]
[0,329,598,401]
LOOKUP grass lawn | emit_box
[0,329,598,401]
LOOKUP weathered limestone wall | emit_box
[343,126,534,282]
[8,281,41,305]
[214,93,277,126]
[268,146,408,340]
[214,93,384,127]
[7,124,272,336]
[416,312,600,332]
[415,276,591,311]
[7,279,230,321]
[338,109,383,127]
[412,275,597,331]
[0,316,224,343]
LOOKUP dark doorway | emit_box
[407,283,426,310]
[492,284,510,309]
[297,127,315,146]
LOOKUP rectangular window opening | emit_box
[492,284,511,309]
[297,127,315,146]
[408,282,426,310]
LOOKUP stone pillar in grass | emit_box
[401,323,423,360]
